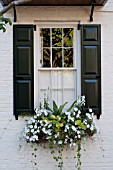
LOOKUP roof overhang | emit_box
[1,0,108,7]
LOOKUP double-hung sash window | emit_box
[36,25,80,108]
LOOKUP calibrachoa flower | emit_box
[24,96,97,147]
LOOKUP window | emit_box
[40,28,74,68]
[35,24,80,109]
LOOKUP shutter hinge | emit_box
[34,25,36,31]
[77,24,81,30]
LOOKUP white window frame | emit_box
[34,22,81,108]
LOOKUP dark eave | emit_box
[1,0,108,7]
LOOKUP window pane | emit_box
[52,48,62,67]
[52,28,62,47]
[41,28,50,47]
[64,48,73,67]
[43,48,51,67]
[63,28,73,47]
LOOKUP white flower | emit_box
[72,126,77,132]
[74,107,78,112]
[70,143,73,147]
[90,125,94,131]
[31,129,34,133]
[89,108,92,113]
[65,124,69,130]
[48,124,52,128]
[33,135,38,141]
[64,128,67,132]
[78,110,81,114]
[83,119,87,125]
[34,115,37,119]
[65,112,71,116]
[77,130,80,134]
[58,140,62,145]
[30,125,33,129]
[30,137,35,142]
[73,143,76,146]
[40,120,42,124]
[43,110,48,116]
[26,136,30,140]
[86,113,92,120]
[64,139,68,144]
[53,140,56,144]
[73,112,76,116]
[78,135,81,138]
[35,109,38,113]
[76,114,80,118]
[34,125,37,129]
[42,127,46,133]
[87,124,90,128]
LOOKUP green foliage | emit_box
[24,96,97,170]
[0,15,12,32]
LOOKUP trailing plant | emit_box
[24,96,97,170]
[0,15,12,32]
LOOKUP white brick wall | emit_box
[0,0,113,169]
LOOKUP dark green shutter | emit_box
[13,25,34,120]
[81,25,101,119]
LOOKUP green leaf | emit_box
[58,102,68,114]
[53,100,58,114]
[67,100,76,112]
[75,120,81,125]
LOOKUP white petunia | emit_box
[72,126,77,132]
[43,110,48,116]
[78,135,81,138]
[53,140,56,144]
[26,136,30,140]
[65,112,71,116]
[64,128,67,132]
[33,135,38,141]
[48,124,52,128]
[34,115,37,119]
[90,125,94,131]
[34,125,37,129]
[65,124,69,130]
[87,124,90,128]
[77,130,80,134]
[86,113,92,120]
[74,107,78,112]
[70,143,73,147]
[76,114,80,118]
[58,140,62,145]
[73,143,76,146]
[89,108,92,113]
[31,129,34,133]
[30,125,33,129]
[78,110,81,114]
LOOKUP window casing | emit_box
[34,24,80,109]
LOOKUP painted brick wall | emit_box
[0,0,113,169]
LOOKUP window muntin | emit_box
[40,28,74,68]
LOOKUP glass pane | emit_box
[64,48,73,67]
[63,28,73,47]
[52,48,62,67]
[41,28,50,47]
[52,28,62,47]
[43,48,51,67]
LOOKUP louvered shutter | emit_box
[81,25,101,119]
[13,25,34,120]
